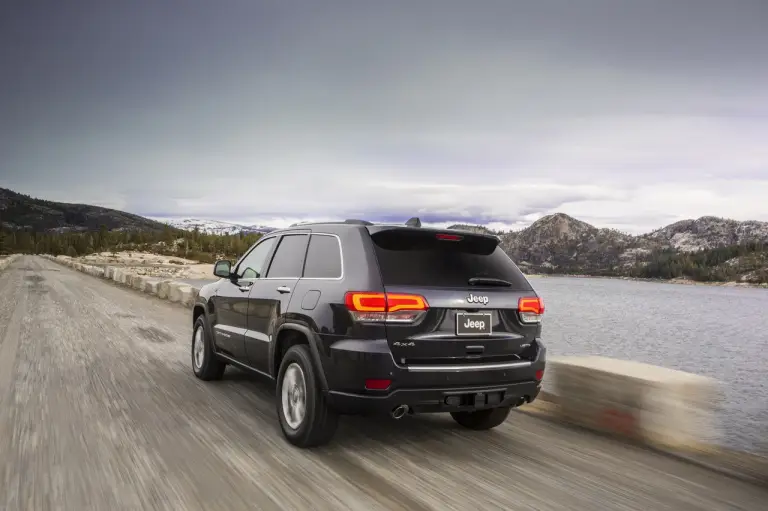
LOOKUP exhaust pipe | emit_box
[391,404,409,419]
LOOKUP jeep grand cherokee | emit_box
[191,218,546,447]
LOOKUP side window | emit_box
[237,237,276,279]
[303,234,342,279]
[265,234,309,278]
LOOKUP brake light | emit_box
[518,296,544,323]
[345,292,428,323]
[436,233,463,241]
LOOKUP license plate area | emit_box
[456,313,492,336]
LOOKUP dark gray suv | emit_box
[191,219,546,447]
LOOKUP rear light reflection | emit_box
[365,379,391,390]
[345,292,428,323]
[518,296,544,324]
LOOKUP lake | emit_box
[531,276,768,452]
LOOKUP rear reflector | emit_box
[535,369,544,381]
[345,292,428,323]
[436,233,463,241]
[365,379,391,390]
[518,296,544,323]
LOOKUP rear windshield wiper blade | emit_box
[468,277,512,287]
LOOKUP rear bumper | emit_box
[327,381,541,415]
[323,337,546,415]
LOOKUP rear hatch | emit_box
[361,227,544,367]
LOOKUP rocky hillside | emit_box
[0,188,169,232]
[499,213,768,281]
[642,216,768,252]
[499,213,653,274]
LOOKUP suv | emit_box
[191,218,546,447]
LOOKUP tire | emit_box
[276,344,338,448]
[192,315,226,381]
[450,406,512,430]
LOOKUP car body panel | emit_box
[245,277,300,372]
[210,277,252,359]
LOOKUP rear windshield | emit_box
[370,229,532,290]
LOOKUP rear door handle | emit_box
[276,286,291,294]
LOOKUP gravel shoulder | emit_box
[0,256,765,511]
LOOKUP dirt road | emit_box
[0,256,764,510]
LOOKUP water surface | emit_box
[531,276,768,451]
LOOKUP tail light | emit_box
[518,296,544,324]
[345,292,428,323]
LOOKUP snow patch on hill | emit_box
[154,218,276,235]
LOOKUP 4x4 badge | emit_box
[466,293,489,305]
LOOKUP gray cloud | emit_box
[2,0,768,234]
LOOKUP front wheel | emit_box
[191,315,226,381]
[451,406,511,430]
[276,344,338,448]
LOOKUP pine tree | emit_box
[0,230,10,255]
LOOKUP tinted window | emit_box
[371,229,531,290]
[265,234,309,278]
[303,234,342,279]
[237,237,276,279]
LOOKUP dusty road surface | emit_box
[0,256,765,511]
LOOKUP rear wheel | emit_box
[451,406,511,430]
[276,344,338,448]
[192,315,226,381]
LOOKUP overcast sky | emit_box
[2,0,767,233]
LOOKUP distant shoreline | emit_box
[524,273,768,289]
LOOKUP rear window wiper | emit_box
[468,277,512,287]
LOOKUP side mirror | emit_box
[213,260,232,279]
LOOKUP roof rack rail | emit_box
[344,219,374,225]
[405,217,422,228]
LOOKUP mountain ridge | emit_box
[6,187,765,240]
[3,188,768,282]
[0,188,170,232]
[495,213,768,282]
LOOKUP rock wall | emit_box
[40,254,201,309]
